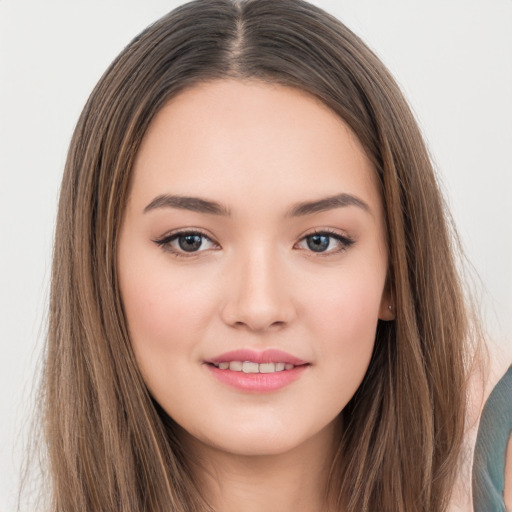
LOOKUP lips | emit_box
[206,348,308,366]
[204,349,310,392]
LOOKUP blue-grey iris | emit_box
[179,234,203,252]
[307,235,330,252]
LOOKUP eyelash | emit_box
[297,229,355,255]
[152,229,219,258]
[152,228,355,258]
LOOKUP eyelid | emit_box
[295,228,355,255]
[152,227,355,257]
[152,228,220,257]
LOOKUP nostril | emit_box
[232,319,287,331]
[219,279,296,331]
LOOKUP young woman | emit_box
[39,0,490,510]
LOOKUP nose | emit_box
[220,247,296,332]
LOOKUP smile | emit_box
[212,361,295,373]
[205,349,309,392]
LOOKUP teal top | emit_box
[472,365,512,512]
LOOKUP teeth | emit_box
[242,361,259,373]
[259,363,275,373]
[215,361,297,373]
[229,361,243,371]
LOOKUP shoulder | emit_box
[472,365,512,512]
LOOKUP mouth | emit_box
[204,349,310,392]
[211,361,297,373]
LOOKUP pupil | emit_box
[307,234,329,252]
[179,234,203,252]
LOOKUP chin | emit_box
[206,434,307,457]
[187,417,337,459]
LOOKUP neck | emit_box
[183,423,339,512]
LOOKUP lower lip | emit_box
[205,364,309,392]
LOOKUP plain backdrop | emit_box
[1,1,511,510]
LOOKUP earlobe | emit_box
[378,278,395,321]
[379,301,396,321]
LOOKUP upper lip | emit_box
[206,349,308,366]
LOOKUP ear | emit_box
[378,278,395,321]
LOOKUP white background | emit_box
[1,1,511,510]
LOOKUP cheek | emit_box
[119,258,216,363]
[119,265,220,411]
[305,266,384,382]
[309,265,383,333]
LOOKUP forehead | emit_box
[130,79,382,216]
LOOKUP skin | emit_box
[118,79,394,512]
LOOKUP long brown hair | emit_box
[41,0,473,510]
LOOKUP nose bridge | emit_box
[221,243,294,331]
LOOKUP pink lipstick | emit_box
[204,349,309,392]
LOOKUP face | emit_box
[118,79,393,459]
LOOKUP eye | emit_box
[153,230,218,256]
[296,230,355,254]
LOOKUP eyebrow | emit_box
[286,193,371,217]
[144,194,231,216]
[143,192,370,217]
